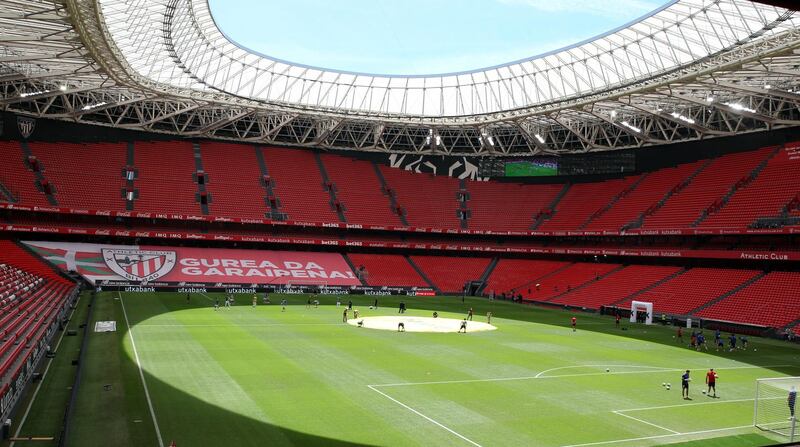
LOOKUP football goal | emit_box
[754,377,799,442]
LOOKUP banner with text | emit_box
[24,241,360,286]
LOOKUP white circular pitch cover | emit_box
[347,316,496,333]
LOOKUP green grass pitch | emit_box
[14,292,800,447]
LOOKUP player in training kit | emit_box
[789,386,797,419]
[214,298,219,311]
[459,319,468,333]
[676,326,683,343]
[705,368,717,397]
[741,335,748,349]
[342,308,348,322]
[729,333,737,351]
[696,333,707,351]
[487,312,492,324]
[281,299,287,312]
[252,295,257,308]
[571,317,577,332]
[467,308,474,321]
[615,314,620,328]
[682,370,691,399]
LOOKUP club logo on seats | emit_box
[102,248,177,282]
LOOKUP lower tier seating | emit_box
[695,271,800,328]
[347,253,429,287]
[0,240,75,382]
[549,265,682,309]
[616,268,760,315]
[410,255,490,293]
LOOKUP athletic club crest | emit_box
[17,116,35,139]
[102,248,177,282]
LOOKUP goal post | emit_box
[754,377,799,442]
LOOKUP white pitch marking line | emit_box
[534,364,673,379]
[371,364,796,388]
[119,292,165,447]
[616,398,755,413]
[558,424,753,447]
[367,385,482,447]
[611,411,680,434]
[10,296,81,447]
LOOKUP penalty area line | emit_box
[611,411,680,434]
[367,385,482,447]
[119,292,165,447]
[559,424,753,447]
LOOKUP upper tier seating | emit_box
[201,142,269,219]
[261,147,339,223]
[347,254,428,287]
[321,155,401,226]
[701,148,800,229]
[466,181,562,232]
[549,265,682,309]
[379,166,462,229]
[134,141,201,215]
[695,271,800,328]
[28,141,128,211]
[617,268,760,315]
[410,255,490,292]
[584,161,704,231]
[0,141,51,207]
[537,177,641,231]
[641,148,772,229]
[2,140,798,234]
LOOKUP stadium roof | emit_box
[1,0,800,155]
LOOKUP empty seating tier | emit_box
[410,255,490,293]
[347,254,428,287]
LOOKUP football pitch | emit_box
[16,292,800,447]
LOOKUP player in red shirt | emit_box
[571,316,577,332]
[705,368,718,398]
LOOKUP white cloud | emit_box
[496,0,664,19]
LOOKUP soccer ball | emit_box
[666,385,671,390]
[369,306,374,310]
[702,390,707,394]
[606,368,610,372]
[662,382,666,387]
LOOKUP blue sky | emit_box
[209,0,669,76]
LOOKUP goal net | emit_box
[754,377,799,441]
